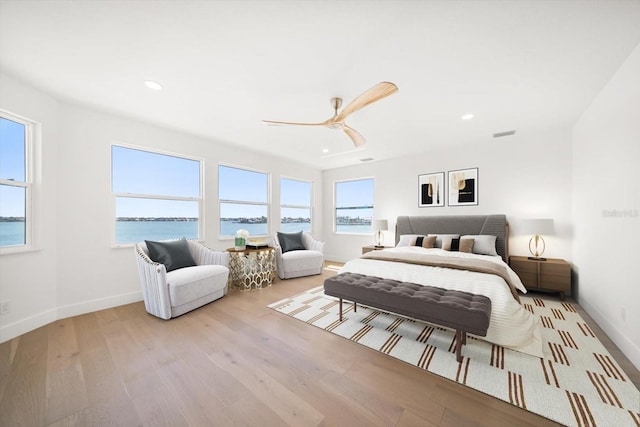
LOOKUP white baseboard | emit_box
[0,308,57,343]
[579,296,640,372]
[0,291,143,344]
[56,290,143,319]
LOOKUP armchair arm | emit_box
[189,241,230,267]
[303,233,325,252]
[269,235,286,279]
[134,243,172,320]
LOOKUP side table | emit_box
[362,245,393,255]
[226,247,276,291]
[509,256,571,300]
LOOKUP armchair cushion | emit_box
[277,231,306,253]
[145,238,197,272]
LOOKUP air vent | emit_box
[360,157,374,162]
[493,130,516,138]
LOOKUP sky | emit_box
[113,147,316,219]
[0,125,371,220]
[0,117,26,217]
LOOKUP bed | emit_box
[338,214,543,357]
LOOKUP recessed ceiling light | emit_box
[322,148,329,153]
[461,113,474,120]
[144,80,163,91]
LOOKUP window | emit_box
[111,145,202,244]
[219,165,269,237]
[0,113,33,249]
[335,178,374,234]
[280,177,312,233]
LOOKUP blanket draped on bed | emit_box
[361,251,521,302]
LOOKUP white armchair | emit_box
[271,232,325,279]
[134,240,230,319]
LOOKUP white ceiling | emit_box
[2,0,640,170]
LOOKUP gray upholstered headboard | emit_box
[395,215,509,261]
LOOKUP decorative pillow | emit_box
[428,234,460,249]
[415,235,436,248]
[461,235,498,256]
[277,231,306,253]
[145,238,197,272]
[396,234,423,247]
[459,238,475,253]
[443,237,474,252]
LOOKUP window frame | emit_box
[280,176,313,233]
[218,163,270,239]
[0,110,34,254]
[111,142,204,247]
[334,177,375,235]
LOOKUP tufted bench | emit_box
[323,272,492,362]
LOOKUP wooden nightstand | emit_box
[362,245,393,255]
[509,256,571,300]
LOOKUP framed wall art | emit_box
[418,172,445,207]
[448,167,478,206]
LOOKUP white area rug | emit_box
[269,286,640,427]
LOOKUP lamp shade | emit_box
[521,218,554,236]
[373,220,388,231]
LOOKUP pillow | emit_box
[461,235,498,256]
[396,234,423,247]
[444,237,474,252]
[428,234,460,249]
[415,235,436,248]
[277,231,306,253]
[145,238,197,272]
[459,238,475,253]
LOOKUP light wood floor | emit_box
[1,265,638,426]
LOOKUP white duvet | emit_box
[339,246,543,357]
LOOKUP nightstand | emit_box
[362,245,393,255]
[509,256,571,300]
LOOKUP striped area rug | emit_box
[268,286,640,427]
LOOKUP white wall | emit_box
[0,73,60,341]
[573,43,640,370]
[0,73,323,342]
[322,126,573,264]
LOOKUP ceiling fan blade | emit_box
[334,81,398,122]
[343,125,366,147]
[262,119,325,126]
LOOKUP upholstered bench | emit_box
[323,272,492,362]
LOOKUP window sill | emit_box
[0,245,41,256]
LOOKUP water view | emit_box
[0,218,372,247]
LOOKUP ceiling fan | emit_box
[262,81,398,147]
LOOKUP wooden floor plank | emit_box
[44,319,88,425]
[0,265,638,426]
[0,326,48,426]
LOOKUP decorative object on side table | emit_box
[521,218,554,260]
[235,228,249,250]
[418,172,445,207]
[448,167,478,206]
[373,219,388,247]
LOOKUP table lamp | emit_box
[374,219,388,248]
[522,218,554,260]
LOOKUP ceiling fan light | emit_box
[144,80,163,91]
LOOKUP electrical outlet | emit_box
[0,301,10,316]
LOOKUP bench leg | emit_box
[455,330,463,362]
[339,298,343,321]
[354,302,357,312]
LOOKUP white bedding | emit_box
[339,246,543,357]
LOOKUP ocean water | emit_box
[0,222,25,246]
[0,220,370,247]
